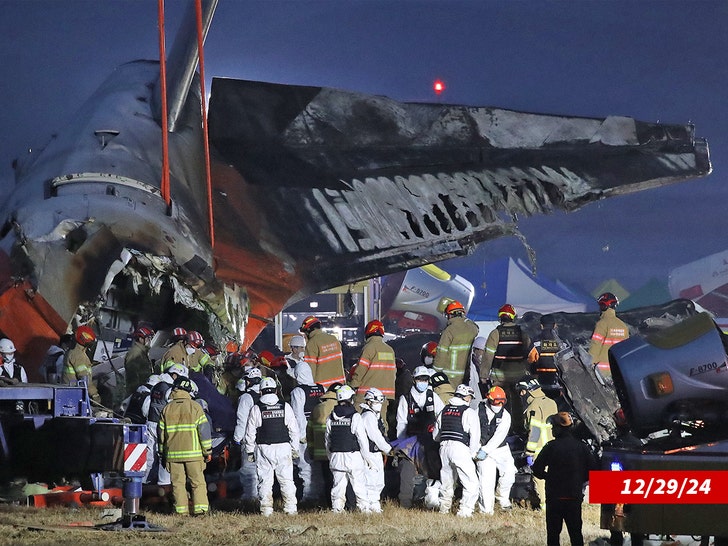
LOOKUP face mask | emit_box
[423,356,433,366]
[3,355,14,365]
[185,347,196,355]
[293,349,304,359]
[370,402,383,413]
[415,381,429,393]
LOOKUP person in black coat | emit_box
[531,412,599,546]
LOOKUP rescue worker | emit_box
[146,363,188,485]
[289,358,326,505]
[159,327,189,373]
[430,371,455,406]
[359,387,392,513]
[217,342,248,401]
[244,377,299,516]
[233,366,263,501]
[301,316,346,388]
[307,382,342,504]
[480,304,531,432]
[588,292,629,384]
[0,338,27,383]
[395,365,445,508]
[516,376,557,510]
[42,334,73,384]
[433,301,480,384]
[476,386,516,514]
[325,384,369,513]
[284,335,307,377]
[63,325,100,404]
[420,341,439,373]
[186,331,211,373]
[123,374,161,424]
[532,412,599,546]
[527,314,567,389]
[124,326,155,397]
[349,320,396,424]
[158,375,212,516]
[433,384,481,517]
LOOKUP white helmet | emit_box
[189,380,199,398]
[167,363,189,378]
[364,387,385,404]
[413,366,431,380]
[336,384,356,402]
[455,384,475,398]
[289,335,306,349]
[0,338,15,354]
[260,377,277,393]
[146,374,162,388]
[244,367,263,380]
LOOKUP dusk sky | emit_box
[1,0,726,297]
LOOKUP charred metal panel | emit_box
[208,79,711,306]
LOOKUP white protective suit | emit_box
[432,396,481,517]
[325,403,370,513]
[145,373,173,485]
[359,402,392,513]
[234,383,261,500]
[243,392,300,516]
[395,387,445,508]
[289,361,325,503]
[476,401,516,514]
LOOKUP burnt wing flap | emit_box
[208,78,711,299]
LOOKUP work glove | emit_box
[526,455,534,466]
[292,448,300,461]
[474,448,487,461]
[247,452,255,463]
[204,453,212,463]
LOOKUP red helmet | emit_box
[420,341,438,363]
[486,385,507,406]
[498,304,516,321]
[75,325,96,346]
[271,355,288,368]
[364,319,385,337]
[133,326,154,340]
[445,301,465,316]
[300,316,321,333]
[171,327,188,342]
[187,331,204,348]
[597,292,619,311]
[258,350,275,367]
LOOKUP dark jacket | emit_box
[531,429,598,501]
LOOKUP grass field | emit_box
[0,500,607,546]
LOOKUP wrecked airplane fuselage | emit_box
[0,57,712,378]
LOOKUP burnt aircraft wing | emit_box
[208,78,711,339]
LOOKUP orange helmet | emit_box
[486,386,507,406]
[75,325,96,346]
[445,301,465,316]
[187,331,204,348]
[300,316,321,333]
[498,304,516,321]
[364,319,385,337]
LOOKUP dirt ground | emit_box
[0,500,608,546]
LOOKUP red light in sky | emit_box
[433,79,445,95]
